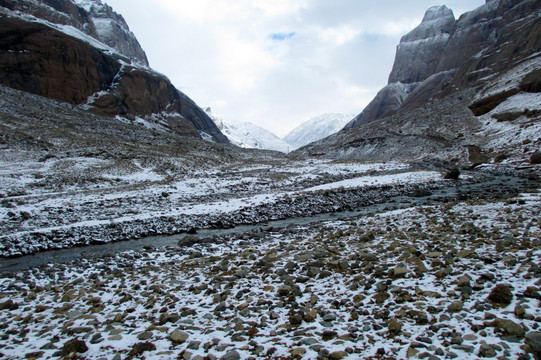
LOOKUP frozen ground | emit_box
[0,153,447,257]
[0,189,539,359]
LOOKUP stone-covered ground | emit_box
[0,189,540,359]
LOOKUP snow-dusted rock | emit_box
[283,113,353,150]
[206,108,289,152]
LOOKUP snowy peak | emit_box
[283,113,353,150]
[205,108,289,153]
[401,5,455,43]
[388,5,455,84]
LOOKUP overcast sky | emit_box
[104,0,484,137]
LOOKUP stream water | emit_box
[0,173,537,274]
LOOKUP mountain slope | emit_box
[299,0,541,167]
[206,108,290,153]
[283,113,353,150]
[0,0,228,143]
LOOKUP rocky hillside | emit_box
[0,0,228,143]
[299,0,541,167]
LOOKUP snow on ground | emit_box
[0,157,445,256]
[0,190,539,359]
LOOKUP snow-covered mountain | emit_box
[283,113,354,150]
[205,108,290,153]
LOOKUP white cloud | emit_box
[104,0,485,137]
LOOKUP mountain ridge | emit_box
[299,0,541,167]
[0,0,228,143]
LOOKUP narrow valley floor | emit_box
[0,187,539,360]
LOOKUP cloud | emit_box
[104,0,485,137]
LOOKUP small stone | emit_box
[525,332,541,359]
[457,249,474,258]
[492,318,525,337]
[277,285,291,296]
[478,344,497,358]
[329,351,348,359]
[290,348,306,357]
[447,300,463,313]
[25,351,44,359]
[304,309,317,322]
[170,330,190,344]
[137,331,153,340]
[457,275,471,287]
[289,313,303,326]
[221,350,240,360]
[444,168,460,180]
[487,284,513,308]
[392,266,409,278]
[322,330,337,341]
[128,342,156,358]
[0,299,19,311]
[530,151,541,164]
[407,347,419,358]
[60,338,88,356]
[451,335,463,345]
[388,318,403,334]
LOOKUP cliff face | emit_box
[347,0,541,129]
[299,0,541,166]
[0,1,228,143]
[0,0,148,65]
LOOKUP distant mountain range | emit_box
[206,108,353,153]
[283,113,354,150]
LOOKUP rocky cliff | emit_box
[346,0,541,129]
[300,0,541,166]
[0,0,228,143]
[0,0,148,65]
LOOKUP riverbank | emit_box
[0,187,539,359]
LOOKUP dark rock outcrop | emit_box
[347,0,541,129]
[0,0,148,65]
[303,0,541,165]
[0,8,228,143]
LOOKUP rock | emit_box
[407,347,419,358]
[277,285,292,296]
[322,330,337,341]
[492,318,526,337]
[329,350,349,359]
[170,330,190,344]
[290,348,306,357]
[478,344,497,358]
[525,332,541,360]
[60,338,88,356]
[388,318,403,334]
[447,300,463,313]
[304,309,317,322]
[0,299,19,311]
[128,342,156,358]
[530,151,541,165]
[25,351,44,359]
[487,284,513,308]
[444,168,460,180]
[391,266,409,278]
[221,350,240,360]
[457,275,471,287]
[451,335,463,345]
[457,249,474,258]
[137,331,153,340]
[289,313,303,326]
[0,15,228,144]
